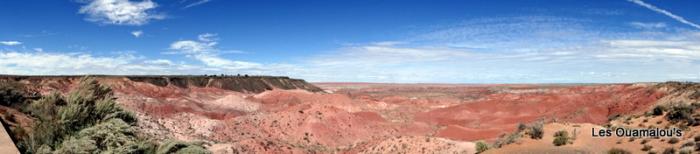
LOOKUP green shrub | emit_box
[53,119,154,153]
[156,140,210,154]
[641,139,649,144]
[679,147,693,154]
[665,103,695,124]
[662,147,676,154]
[475,141,489,153]
[18,77,145,153]
[16,77,207,154]
[552,130,569,146]
[529,121,544,139]
[652,106,666,116]
[0,81,26,106]
[516,123,527,132]
[668,137,679,144]
[607,148,631,154]
[493,132,520,148]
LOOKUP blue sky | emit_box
[1,0,700,83]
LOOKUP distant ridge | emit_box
[0,75,323,93]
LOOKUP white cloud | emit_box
[169,33,261,70]
[0,50,265,75]
[628,0,700,29]
[0,51,134,74]
[629,22,666,29]
[312,44,470,66]
[144,59,174,65]
[79,0,164,26]
[286,16,700,83]
[131,30,143,37]
[599,38,700,59]
[0,41,22,46]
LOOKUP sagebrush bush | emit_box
[665,103,695,124]
[475,141,489,153]
[652,106,666,116]
[157,140,210,154]
[528,121,544,139]
[0,81,26,106]
[493,132,520,148]
[16,77,209,154]
[552,130,569,146]
[516,123,527,132]
[668,137,680,144]
[607,148,631,154]
[662,147,676,154]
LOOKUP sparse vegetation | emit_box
[652,106,666,116]
[0,81,28,106]
[665,103,697,126]
[517,123,527,132]
[641,145,652,151]
[552,130,570,146]
[156,140,210,154]
[679,147,693,154]
[641,139,649,144]
[662,147,676,154]
[2,77,210,154]
[493,132,520,148]
[527,121,544,139]
[668,137,680,144]
[475,141,489,154]
[607,148,631,154]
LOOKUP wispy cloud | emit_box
[629,22,666,29]
[169,33,262,70]
[131,30,143,37]
[598,34,700,60]
[182,0,212,9]
[79,0,165,26]
[284,16,700,83]
[628,0,700,29]
[0,41,22,46]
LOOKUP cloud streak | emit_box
[182,0,212,8]
[0,41,22,46]
[628,0,700,29]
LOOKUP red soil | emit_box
[413,84,664,141]
[4,77,669,153]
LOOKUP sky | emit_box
[1,0,700,83]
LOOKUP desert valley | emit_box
[2,76,700,153]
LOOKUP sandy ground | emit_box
[0,123,19,154]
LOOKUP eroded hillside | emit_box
[2,76,697,153]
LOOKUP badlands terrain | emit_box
[2,75,700,153]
